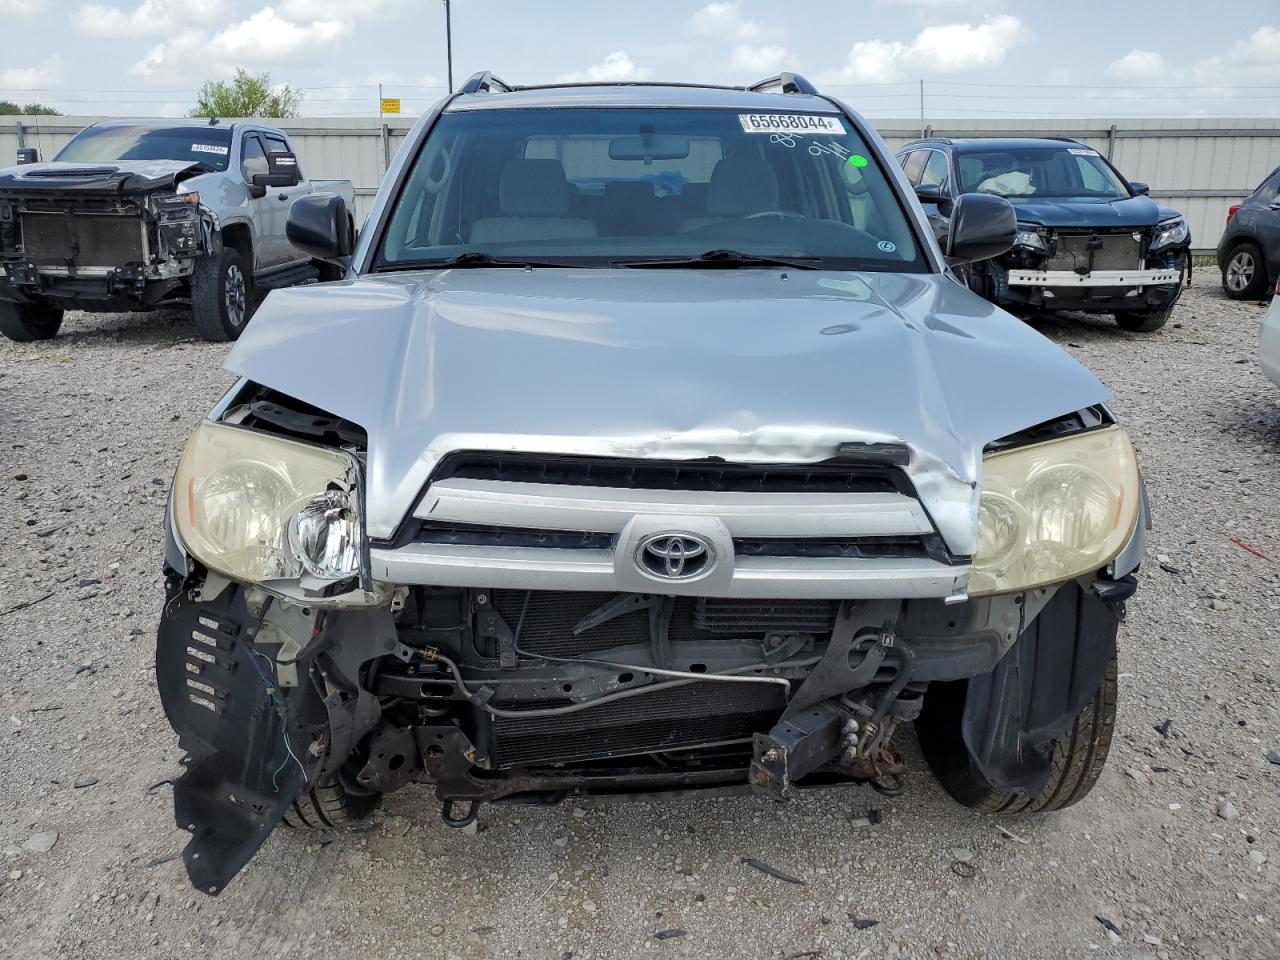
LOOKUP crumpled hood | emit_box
[1006,194,1179,229]
[225,269,1110,554]
[0,159,207,194]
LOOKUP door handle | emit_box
[278,193,289,201]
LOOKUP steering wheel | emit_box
[745,210,806,221]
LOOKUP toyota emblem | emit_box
[637,532,714,580]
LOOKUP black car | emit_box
[1218,165,1280,300]
[896,137,1191,332]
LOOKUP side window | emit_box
[920,150,950,191]
[241,134,268,182]
[263,134,302,179]
[901,150,927,185]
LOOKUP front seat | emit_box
[470,159,598,244]
[679,156,779,233]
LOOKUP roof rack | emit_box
[746,73,819,96]
[459,71,514,95]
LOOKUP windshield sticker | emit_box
[877,240,897,253]
[1068,147,1100,157]
[739,114,846,135]
[191,144,229,156]
[847,154,868,168]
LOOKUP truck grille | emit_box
[489,680,785,768]
[20,211,146,266]
[1044,231,1143,273]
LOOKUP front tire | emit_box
[281,773,378,830]
[917,646,1117,814]
[0,299,64,342]
[1115,305,1173,332]
[191,246,252,342]
[1222,242,1269,300]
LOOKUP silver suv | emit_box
[157,72,1148,894]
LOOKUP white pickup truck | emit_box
[0,118,354,341]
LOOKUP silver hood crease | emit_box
[224,268,1109,557]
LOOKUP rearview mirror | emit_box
[15,147,38,165]
[1129,181,1150,196]
[251,151,301,189]
[947,193,1016,264]
[287,193,353,262]
[609,135,690,162]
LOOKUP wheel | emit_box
[1115,305,1173,332]
[1222,242,1269,300]
[191,246,252,341]
[916,644,1117,814]
[0,299,64,342]
[280,772,378,830]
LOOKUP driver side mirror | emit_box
[15,147,39,165]
[1129,181,1150,196]
[287,193,353,262]
[946,193,1016,264]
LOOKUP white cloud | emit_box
[554,51,652,84]
[277,0,410,20]
[688,1,765,42]
[0,0,46,19]
[728,43,790,74]
[1105,49,1170,82]
[819,15,1028,83]
[0,55,63,90]
[75,0,227,38]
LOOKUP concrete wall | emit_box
[4,114,1279,253]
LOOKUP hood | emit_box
[0,159,207,194]
[225,269,1110,555]
[1005,194,1178,228]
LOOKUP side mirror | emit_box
[287,193,353,261]
[914,183,947,206]
[15,147,38,165]
[1129,181,1150,196]
[946,193,1016,264]
[251,152,301,189]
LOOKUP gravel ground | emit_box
[1,282,1277,960]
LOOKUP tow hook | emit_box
[441,799,481,828]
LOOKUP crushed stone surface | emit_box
[0,285,1277,959]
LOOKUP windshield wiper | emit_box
[378,251,573,271]
[611,249,823,270]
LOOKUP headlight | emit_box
[1151,218,1188,251]
[172,422,363,585]
[970,426,1140,596]
[1013,224,1046,250]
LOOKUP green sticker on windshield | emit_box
[847,154,868,168]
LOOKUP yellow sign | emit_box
[380,98,401,115]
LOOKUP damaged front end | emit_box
[158,386,1145,895]
[0,162,215,309]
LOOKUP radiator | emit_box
[21,211,147,266]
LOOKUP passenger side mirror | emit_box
[914,183,947,206]
[946,193,1016,264]
[251,152,301,189]
[1129,181,1150,196]
[287,193,353,262]
[15,147,38,165]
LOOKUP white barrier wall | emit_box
[4,115,1279,253]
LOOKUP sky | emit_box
[1,0,1279,119]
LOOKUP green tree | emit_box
[0,101,61,115]
[189,69,302,119]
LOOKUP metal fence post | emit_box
[381,123,391,172]
[1106,124,1117,160]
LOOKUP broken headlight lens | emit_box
[1151,218,1188,251]
[172,422,362,585]
[970,425,1140,596]
[1013,224,1046,250]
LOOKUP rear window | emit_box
[56,125,233,172]
[376,106,927,273]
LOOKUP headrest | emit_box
[499,159,571,216]
[706,157,779,217]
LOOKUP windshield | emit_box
[55,125,232,171]
[955,146,1130,200]
[375,107,926,272]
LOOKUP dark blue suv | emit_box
[896,137,1190,331]
[1217,165,1280,300]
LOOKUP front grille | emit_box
[1044,231,1143,273]
[417,520,613,550]
[485,590,838,658]
[430,451,911,495]
[489,680,785,767]
[21,212,145,265]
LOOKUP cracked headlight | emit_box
[1013,224,1046,250]
[173,422,363,585]
[1151,218,1188,251]
[970,426,1140,596]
